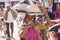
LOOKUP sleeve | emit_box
[11,8,18,19]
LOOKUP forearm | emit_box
[44,12,53,26]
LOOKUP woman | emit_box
[47,31,58,40]
[54,3,60,19]
[24,20,42,40]
[20,15,42,40]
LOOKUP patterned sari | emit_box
[24,27,42,40]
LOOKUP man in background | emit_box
[48,0,55,20]
[4,5,17,40]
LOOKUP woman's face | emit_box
[29,15,35,20]
[28,21,34,26]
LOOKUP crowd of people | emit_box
[19,0,60,40]
[0,0,60,40]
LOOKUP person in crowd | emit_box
[51,3,60,23]
[24,20,42,40]
[20,14,42,40]
[4,5,17,40]
[54,3,60,19]
[47,31,58,40]
[35,2,54,40]
[57,27,60,40]
[48,0,55,20]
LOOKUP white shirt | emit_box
[48,4,53,12]
[7,11,14,23]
